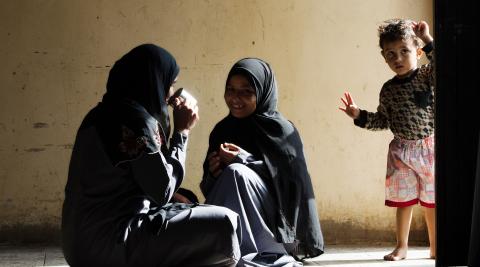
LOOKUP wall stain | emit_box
[33,122,49,128]
[59,144,73,149]
[37,198,62,203]
[87,65,111,69]
[24,148,46,152]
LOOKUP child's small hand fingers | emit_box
[341,97,348,106]
[346,92,354,104]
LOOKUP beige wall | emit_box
[0,0,433,243]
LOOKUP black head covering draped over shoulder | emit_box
[103,44,179,143]
[89,44,179,165]
[206,58,324,257]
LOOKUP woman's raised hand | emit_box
[339,91,360,119]
[172,97,199,135]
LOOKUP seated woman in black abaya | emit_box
[61,44,241,267]
[201,58,325,266]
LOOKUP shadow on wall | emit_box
[321,219,428,245]
[0,224,61,245]
[0,219,429,246]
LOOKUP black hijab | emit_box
[103,44,179,143]
[206,58,324,257]
[85,44,180,166]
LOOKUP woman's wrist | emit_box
[175,128,190,136]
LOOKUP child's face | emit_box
[381,38,422,78]
[224,74,257,118]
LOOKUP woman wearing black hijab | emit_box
[201,58,324,265]
[62,44,240,266]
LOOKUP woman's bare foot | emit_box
[384,246,407,261]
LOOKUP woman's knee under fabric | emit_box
[210,163,275,220]
[127,205,241,266]
[218,163,267,190]
[206,163,284,255]
[208,164,272,209]
[170,205,241,266]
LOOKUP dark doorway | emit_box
[435,0,480,266]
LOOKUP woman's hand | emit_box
[172,97,199,135]
[412,21,434,44]
[218,143,241,165]
[208,143,242,178]
[207,151,223,178]
[172,192,192,204]
[339,91,360,119]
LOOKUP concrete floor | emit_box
[303,245,434,267]
[0,244,435,267]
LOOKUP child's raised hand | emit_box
[339,92,360,119]
[412,21,433,44]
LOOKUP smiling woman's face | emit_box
[224,74,257,118]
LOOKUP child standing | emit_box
[339,19,435,261]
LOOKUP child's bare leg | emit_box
[384,206,414,261]
[424,207,436,259]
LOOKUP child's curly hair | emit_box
[378,19,422,49]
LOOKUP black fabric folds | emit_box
[103,44,179,143]
[468,133,480,266]
[205,58,324,257]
